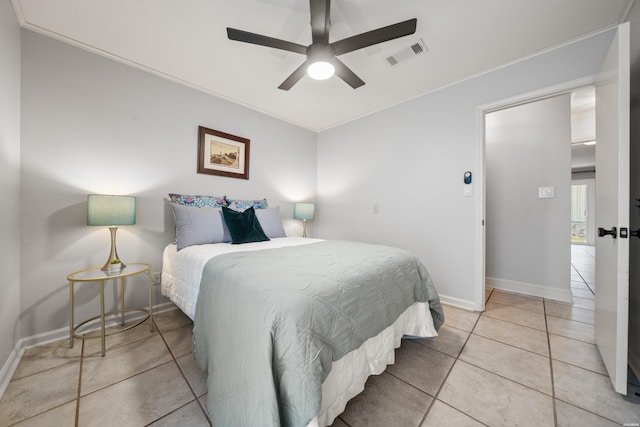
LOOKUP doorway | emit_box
[477,23,630,395]
[478,81,597,307]
[483,93,572,303]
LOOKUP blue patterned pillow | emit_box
[169,193,227,208]
[225,198,268,210]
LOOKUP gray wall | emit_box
[317,30,614,308]
[19,30,318,338]
[0,1,22,376]
[485,95,571,298]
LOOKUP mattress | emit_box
[162,237,320,319]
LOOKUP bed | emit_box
[161,196,444,427]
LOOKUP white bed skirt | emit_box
[309,301,438,426]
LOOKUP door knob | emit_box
[631,229,640,239]
[598,227,617,239]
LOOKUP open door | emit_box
[594,22,630,395]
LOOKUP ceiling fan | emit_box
[227,0,417,90]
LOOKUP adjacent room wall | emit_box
[0,0,22,388]
[317,29,615,308]
[485,95,572,300]
[19,30,318,338]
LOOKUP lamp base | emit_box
[302,220,307,238]
[100,226,127,271]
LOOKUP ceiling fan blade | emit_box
[310,0,331,44]
[278,60,310,90]
[331,18,417,56]
[227,28,307,54]
[334,58,365,89]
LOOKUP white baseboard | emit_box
[0,342,24,401]
[0,301,177,400]
[439,294,480,311]
[486,277,573,303]
[19,301,177,350]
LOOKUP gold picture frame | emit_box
[197,126,250,180]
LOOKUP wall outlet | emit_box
[151,272,161,285]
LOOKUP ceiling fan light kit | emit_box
[306,43,336,80]
[227,0,417,90]
[307,61,335,80]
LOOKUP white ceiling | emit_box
[12,0,634,131]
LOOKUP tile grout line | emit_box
[450,307,558,396]
[547,330,596,347]
[74,331,179,403]
[543,298,558,427]
[545,264,628,423]
[153,316,212,426]
[327,292,553,425]
[547,272,623,425]
[453,356,555,400]
[416,303,486,426]
[470,331,549,359]
[77,359,177,400]
[75,338,84,427]
[553,396,622,425]
[570,261,595,294]
[545,312,594,327]
[432,291,567,423]
[485,297,546,316]
[564,251,625,424]
[142,401,205,427]
[339,305,489,426]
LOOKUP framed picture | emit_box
[197,126,250,180]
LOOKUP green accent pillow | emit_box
[221,206,270,244]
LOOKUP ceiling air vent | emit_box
[385,39,428,66]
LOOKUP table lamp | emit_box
[293,202,315,238]
[87,194,136,271]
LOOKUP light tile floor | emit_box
[1,245,639,426]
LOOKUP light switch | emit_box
[539,186,555,199]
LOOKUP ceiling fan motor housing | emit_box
[307,43,336,63]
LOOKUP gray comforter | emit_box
[192,240,443,427]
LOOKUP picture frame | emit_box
[197,126,250,180]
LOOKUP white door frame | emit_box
[474,76,596,311]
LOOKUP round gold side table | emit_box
[67,263,153,356]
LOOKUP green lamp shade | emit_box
[87,195,136,226]
[293,202,315,221]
